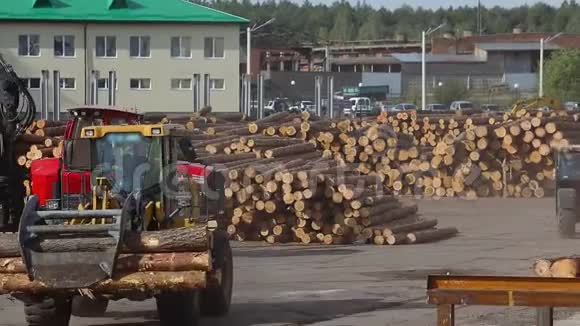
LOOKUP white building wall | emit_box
[0,22,241,114]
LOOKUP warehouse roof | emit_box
[476,42,560,51]
[391,53,486,63]
[0,0,248,24]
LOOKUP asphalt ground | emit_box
[2,198,580,326]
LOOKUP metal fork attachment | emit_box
[17,196,126,288]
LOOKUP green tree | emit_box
[357,12,384,40]
[434,81,469,105]
[329,5,355,41]
[545,49,580,101]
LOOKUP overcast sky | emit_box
[316,0,564,9]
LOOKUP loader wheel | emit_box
[71,296,108,317]
[24,296,72,326]
[201,232,233,316]
[558,207,577,238]
[156,290,200,326]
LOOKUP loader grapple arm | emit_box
[18,196,127,288]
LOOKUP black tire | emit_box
[156,290,200,326]
[558,207,577,238]
[71,296,109,317]
[24,296,72,326]
[201,233,233,316]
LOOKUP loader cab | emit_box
[30,106,141,210]
[555,147,580,237]
[81,124,224,230]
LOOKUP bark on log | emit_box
[0,271,206,294]
[264,143,316,158]
[0,252,210,273]
[406,227,458,244]
[0,227,208,257]
[197,152,257,165]
[382,219,438,236]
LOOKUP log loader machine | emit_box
[555,144,580,238]
[0,123,233,326]
[0,55,36,230]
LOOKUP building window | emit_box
[204,37,224,58]
[97,78,118,90]
[59,78,76,90]
[20,78,41,89]
[18,35,40,56]
[130,36,151,58]
[130,78,151,90]
[171,78,192,90]
[171,37,191,58]
[96,36,116,57]
[54,35,75,57]
[210,78,225,90]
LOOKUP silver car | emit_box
[389,103,417,112]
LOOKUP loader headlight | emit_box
[45,199,60,210]
[151,127,162,135]
[84,129,95,137]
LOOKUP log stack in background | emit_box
[29,106,580,246]
[161,110,459,245]
[18,120,67,196]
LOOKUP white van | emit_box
[344,97,371,116]
[450,101,474,111]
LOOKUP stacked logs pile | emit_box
[290,110,576,199]
[0,226,211,292]
[188,111,458,245]
[17,120,66,168]
[533,257,580,278]
[17,120,67,196]
[163,109,580,200]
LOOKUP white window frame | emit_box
[20,78,41,89]
[54,35,75,57]
[204,37,225,59]
[129,36,151,58]
[171,36,192,58]
[96,36,117,58]
[59,78,76,90]
[130,78,152,90]
[97,78,118,90]
[210,78,225,90]
[170,78,192,90]
[18,34,40,57]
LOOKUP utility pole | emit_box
[539,33,563,98]
[422,23,445,111]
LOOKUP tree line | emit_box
[197,0,580,46]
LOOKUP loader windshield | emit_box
[558,151,580,181]
[94,133,162,194]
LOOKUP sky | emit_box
[319,0,564,9]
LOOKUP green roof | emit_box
[0,0,248,24]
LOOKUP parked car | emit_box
[299,100,315,112]
[450,101,474,111]
[481,104,502,112]
[265,98,289,116]
[388,103,417,112]
[344,97,373,116]
[426,104,448,112]
[565,101,579,111]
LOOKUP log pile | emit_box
[533,257,580,278]
[18,120,66,168]
[0,226,210,293]
[17,120,67,196]
[178,111,458,245]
